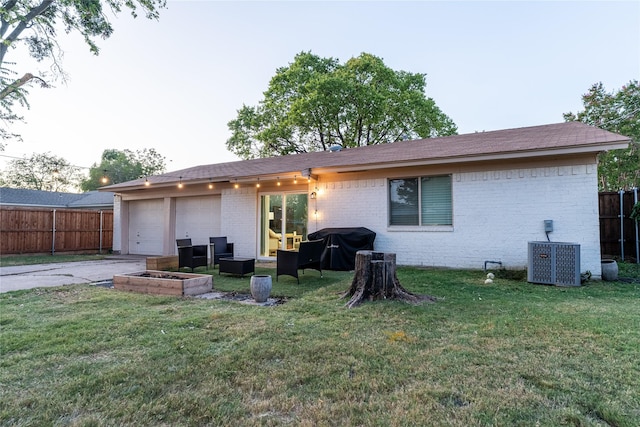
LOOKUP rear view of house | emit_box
[101,122,630,279]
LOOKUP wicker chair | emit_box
[276,239,324,284]
[176,238,208,272]
[209,236,234,268]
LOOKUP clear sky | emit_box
[2,0,639,176]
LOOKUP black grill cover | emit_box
[307,227,376,271]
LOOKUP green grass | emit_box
[0,254,107,267]
[1,263,639,426]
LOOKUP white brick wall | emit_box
[312,163,602,276]
[220,187,258,258]
[116,160,602,278]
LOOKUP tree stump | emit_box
[342,251,438,308]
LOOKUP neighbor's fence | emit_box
[0,206,113,255]
[599,189,639,262]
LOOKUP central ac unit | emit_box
[527,241,581,286]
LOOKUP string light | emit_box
[293,175,297,184]
[144,178,150,187]
[256,178,260,188]
[178,176,183,189]
[277,177,281,186]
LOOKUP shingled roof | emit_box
[102,122,630,191]
[0,187,114,208]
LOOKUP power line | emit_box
[0,153,92,170]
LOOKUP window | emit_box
[389,175,452,226]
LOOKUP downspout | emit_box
[51,209,56,255]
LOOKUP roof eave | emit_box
[312,142,630,174]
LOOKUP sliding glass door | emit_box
[260,193,308,257]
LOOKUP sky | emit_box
[1,0,639,177]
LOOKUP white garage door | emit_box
[175,196,220,246]
[128,199,163,255]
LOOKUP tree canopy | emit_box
[0,0,166,144]
[0,152,82,191]
[81,148,166,191]
[564,80,640,191]
[226,52,457,159]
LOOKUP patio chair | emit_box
[176,238,208,272]
[209,236,234,268]
[276,239,324,284]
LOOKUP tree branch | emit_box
[0,0,54,65]
[0,0,20,38]
[0,72,48,100]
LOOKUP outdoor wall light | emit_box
[310,192,317,199]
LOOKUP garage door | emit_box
[128,199,163,255]
[175,195,220,245]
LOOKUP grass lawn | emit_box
[0,254,108,267]
[1,262,639,426]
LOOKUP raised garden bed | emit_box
[113,270,212,296]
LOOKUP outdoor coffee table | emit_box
[218,257,255,277]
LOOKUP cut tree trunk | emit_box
[342,250,438,308]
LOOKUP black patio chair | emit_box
[176,238,208,272]
[276,239,324,284]
[209,236,234,268]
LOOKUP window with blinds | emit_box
[389,175,452,226]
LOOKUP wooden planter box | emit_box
[146,256,179,271]
[113,270,212,296]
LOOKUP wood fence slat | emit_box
[1,206,113,255]
[599,191,639,261]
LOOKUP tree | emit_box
[343,251,437,309]
[0,152,82,191]
[81,148,166,191]
[0,0,166,143]
[564,80,640,191]
[227,52,458,159]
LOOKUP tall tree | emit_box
[564,80,639,191]
[227,52,457,159]
[81,148,165,191]
[0,0,166,144]
[0,152,82,191]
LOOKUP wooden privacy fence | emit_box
[0,207,113,255]
[599,189,639,262]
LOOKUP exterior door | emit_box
[259,193,308,258]
[128,199,163,255]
